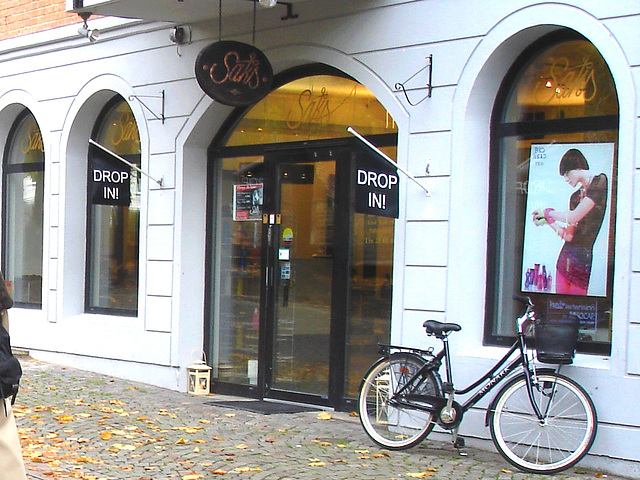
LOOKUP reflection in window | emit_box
[210,156,263,384]
[86,98,141,314]
[487,34,618,355]
[226,74,395,146]
[3,111,44,305]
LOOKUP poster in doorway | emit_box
[233,183,263,221]
[521,143,614,297]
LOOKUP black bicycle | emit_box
[357,295,597,474]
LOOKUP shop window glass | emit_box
[487,34,618,355]
[86,98,141,314]
[3,111,44,306]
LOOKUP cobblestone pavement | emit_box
[12,357,629,480]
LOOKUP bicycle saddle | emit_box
[423,320,462,338]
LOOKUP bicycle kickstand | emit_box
[451,428,467,456]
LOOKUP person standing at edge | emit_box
[0,272,27,480]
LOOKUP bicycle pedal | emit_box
[453,437,465,449]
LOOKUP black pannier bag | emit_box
[0,324,21,414]
[535,313,579,365]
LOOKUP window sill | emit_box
[458,345,611,371]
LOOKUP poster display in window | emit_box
[521,143,614,297]
[233,182,263,221]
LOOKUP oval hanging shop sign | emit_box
[195,40,273,107]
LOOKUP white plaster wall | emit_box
[0,1,636,474]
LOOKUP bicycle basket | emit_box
[535,313,579,364]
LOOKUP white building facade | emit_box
[2,0,638,476]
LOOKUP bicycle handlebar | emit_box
[513,294,533,306]
[513,295,536,334]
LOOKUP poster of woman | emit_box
[521,143,614,297]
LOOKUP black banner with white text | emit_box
[354,149,399,218]
[89,144,137,206]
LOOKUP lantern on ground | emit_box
[187,359,212,395]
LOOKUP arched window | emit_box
[2,110,45,306]
[486,32,618,355]
[86,97,141,314]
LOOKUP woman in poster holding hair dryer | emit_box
[532,148,608,296]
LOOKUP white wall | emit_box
[0,1,637,475]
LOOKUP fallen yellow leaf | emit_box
[182,473,203,480]
[54,415,74,423]
[317,412,332,420]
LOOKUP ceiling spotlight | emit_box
[78,12,100,42]
[258,0,278,7]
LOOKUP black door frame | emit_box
[259,142,353,408]
[206,134,397,410]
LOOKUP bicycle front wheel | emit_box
[358,353,440,450]
[489,372,597,474]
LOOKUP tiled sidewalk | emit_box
[13,357,627,480]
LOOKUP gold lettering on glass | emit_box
[20,124,44,155]
[286,84,358,130]
[111,112,140,149]
[534,56,597,105]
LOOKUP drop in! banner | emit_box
[89,143,136,206]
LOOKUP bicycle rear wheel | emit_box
[358,353,440,450]
[489,372,597,474]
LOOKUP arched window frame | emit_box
[2,109,45,307]
[85,96,141,316]
[485,30,619,356]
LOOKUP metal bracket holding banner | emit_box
[347,127,430,197]
[394,54,433,106]
[88,139,164,188]
[129,91,165,124]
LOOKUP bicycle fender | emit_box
[484,368,557,426]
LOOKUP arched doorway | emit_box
[205,66,397,409]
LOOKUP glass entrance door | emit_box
[263,147,347,403]
[209,140,395,409]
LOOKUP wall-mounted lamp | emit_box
[169,25,191,45]
[78,12,99,42]
[251,0,298,20]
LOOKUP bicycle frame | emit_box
[385,308,549,421]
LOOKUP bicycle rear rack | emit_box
[378,343,435,358]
